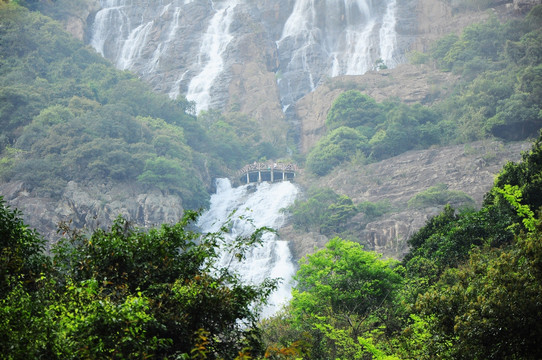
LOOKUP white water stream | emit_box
[185,0,238,113]
[279,0,399,75]
[197,178,299,318]
[89,0,403,113]
[277,0,400,106]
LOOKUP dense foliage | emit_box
[4,135,542,359]
[307,92,439,175]
[2,2,542,359]
[263,132,542,359]
[0,2,210,207]
[0,199,277,359]
[307,7,542,175]
[286,186,390,238]
[432,8,542,143]
[198,109,282,169]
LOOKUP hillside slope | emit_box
[284,140,529,259]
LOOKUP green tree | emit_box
[320,195,358,235]
[0,197,49,293]
[288,238,403,359]
[0,197,53,359]
[0,202,278,359]
[51,213,276,359]
[487,132,542,214]
[293,238,402,323]
[415,226,542,359]
[306,127,368,176]
[326,90,385,132]
[288,187,341,232]
[407,183,475,209]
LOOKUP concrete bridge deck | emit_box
[238,162,297,184]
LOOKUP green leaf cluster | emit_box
[286,187,390,237]
[261,238,404,359]
[198,109,281,169]
[0,198,277,359]
[432,8,542,141]
[407,183,475,209]
[307,90,441,175]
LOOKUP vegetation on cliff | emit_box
[1,2,542,358]
[0,2,283,210]
[261,131,542,360]
[306,7,542,176]
[286,186,391,239]
[0,2,209,208]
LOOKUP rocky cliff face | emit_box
[10,0,535,256]
[56,0,526,125]
[0,180,183,245]
[294,0,527,154]
[295,63,459,153]
[79,0,525,150]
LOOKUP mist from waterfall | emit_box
[197,178,299,318]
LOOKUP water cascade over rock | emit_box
[185,0,237,113]
[276,0,403,108]
[197,178,299,317]
[87,0,416,113]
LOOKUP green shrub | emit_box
[407,184,475,209]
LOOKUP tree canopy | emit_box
[0,198,277,359]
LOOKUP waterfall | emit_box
[379,0,399,69]
[116,21,154,70]
[185,0,237,113]
[89,0,207,101]
[277,0,400,106]
[88,0,407,120]
[197,178,299,317]
[89,2,131,58]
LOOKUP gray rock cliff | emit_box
[0,180,183,245]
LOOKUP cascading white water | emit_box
[379,0,399,68]
[197,178,299,318]
[280,0,399,74]
[185,0,237,113]
[89,0,241,113]
[277,0,401,107]
[89,0,406,113]
[90,1,130,58]
[89,1,203,100]
[116,21,154,70]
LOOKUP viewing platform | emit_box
[238,162,297,184]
